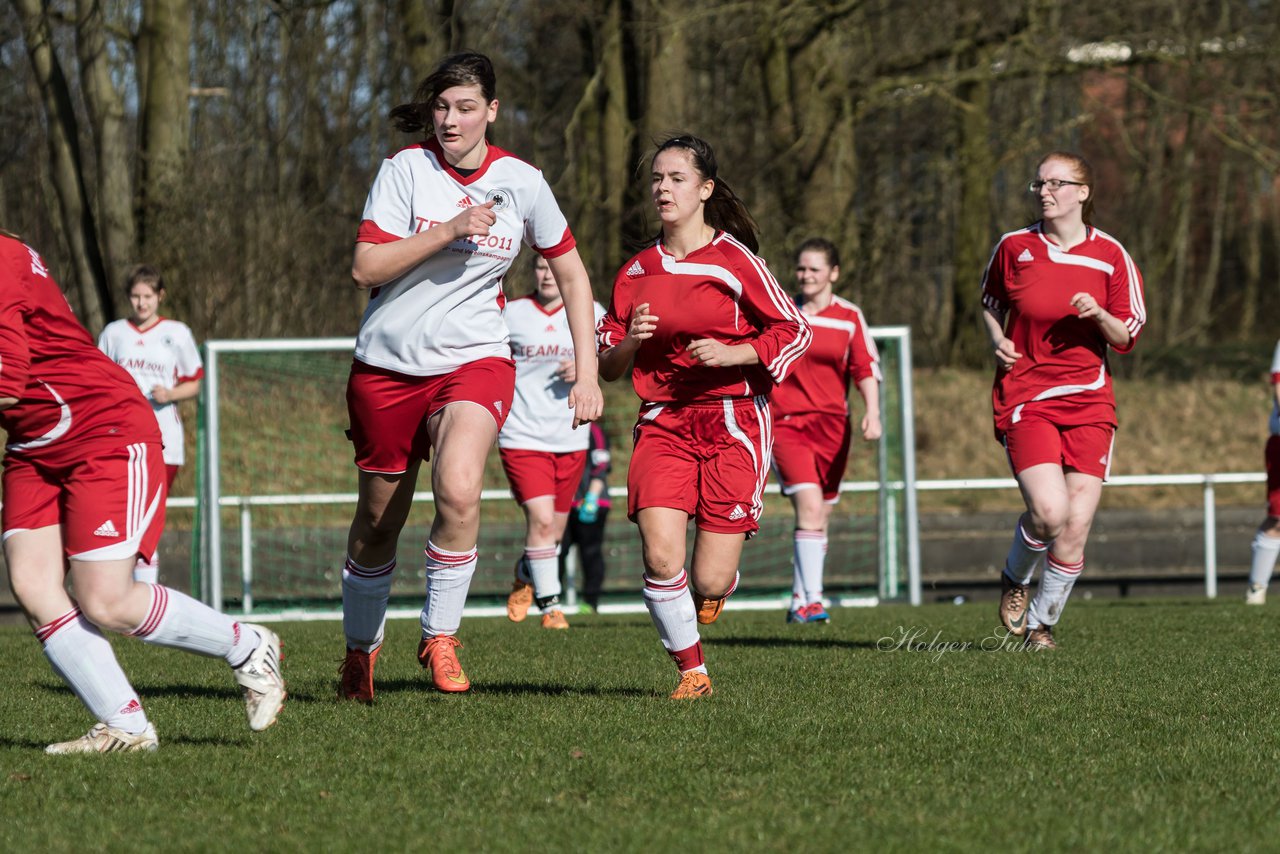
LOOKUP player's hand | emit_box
[992,337,1022,371]
[568,377,603,428]
[686,338,739,367]
[1070,292,1107,322]
[449,199,497,240]
[556,358,577,383]
[861,413,883,441]
[151,385,171,404]
[627,303,658,343]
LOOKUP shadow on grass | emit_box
[360,677,650,699]
[711,636,884,651]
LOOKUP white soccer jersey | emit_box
[1270,339,1280,436]
[498,295,605,452]
[355,139,576,377]
[97,317,203,466]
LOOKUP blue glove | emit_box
[577,492,600,524]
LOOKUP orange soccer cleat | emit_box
[670,670,713,699]
[338,645,380,703]
[692,591,725,625]
[418,634,471,693]
[541,609,570,630]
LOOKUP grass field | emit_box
[3,601,1277,851]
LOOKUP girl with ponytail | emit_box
[597,134,812,698]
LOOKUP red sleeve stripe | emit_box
[1271,372,1280,385]
[177,367,205,384]
[535,227,576,259]
[356,220,402,245]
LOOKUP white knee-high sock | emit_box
[525,544,562,607]
[129,584,260,667]
[420,541,477,637]
[1004,517,1049,585]
[1027,553,1084,628]
[642,570,705,674]
[342,556,395,652]
[133,552,159,585]
[1249,532,1280,589]
[39,609,149,734]
[794,530,827,606]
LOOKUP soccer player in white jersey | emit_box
[770,238,881,624]
[98,265,204,584]
[337,52,603,702]
[1245,340,1280,604]
[982,151,1146,650]
[2,234,283,753]
[598,135,810,698]
[500,255,606,630]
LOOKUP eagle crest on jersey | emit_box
[354,139,576,378]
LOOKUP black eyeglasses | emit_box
[1028,179,1086,193]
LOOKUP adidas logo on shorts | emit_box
[728,505,746,521]
[1017,248,1034,263]
[94,519,120,538]
[626,260,645,278]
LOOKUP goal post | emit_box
[192,330,919,615]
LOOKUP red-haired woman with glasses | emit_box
[981,151,1146,649]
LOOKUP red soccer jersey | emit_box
[771,295,881,418]
[980,223,1146,432]
[0,236,158,461]
[597,233,811,403]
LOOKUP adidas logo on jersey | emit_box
[94,519,121,538]
[1017,248,1034,263]
[545,324,556,333]
[626,260,645,278]
[457,195,473,208]
[728,505,746,521]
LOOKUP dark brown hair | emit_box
[795,237,840,270]
[124,264,165,296]
[390,51,496,135]
[653,135,760,253]
[1038,151,1096,226]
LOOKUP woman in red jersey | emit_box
[770,238,881,624]
[981,152,1147,649]
[337,51,602,702]
[0,233,283,753]
[597,135,811,698]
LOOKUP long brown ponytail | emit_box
[653,135,760,253]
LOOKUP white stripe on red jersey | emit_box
[0,236,159,462]
[355,139,575,377]
[772,295,880,418]
[980,222,1145,431]
[597,232,810,403]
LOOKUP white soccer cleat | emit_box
[1245,584,1267,606]
[46,722,159,755]
[233,623,286,731]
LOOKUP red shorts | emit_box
[346,358,515,474]
[166,464,180,491]
[627,396,771,536]
[499,448,588,513]
[1001,416,1115,479]
[1265,435,1280,517]
[772,411,852,503]
[2,441,167,562]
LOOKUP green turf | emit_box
[2,601,1277,851]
